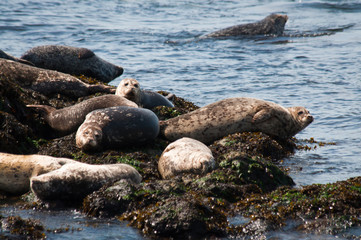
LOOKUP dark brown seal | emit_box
[203,13,288,38]
[115,78,174,109]
[0,58,115,97]
[21,45,123,82]
[159,97,313,144]
[27,95,138,134]
[76,106,160,151]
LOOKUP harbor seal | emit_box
[0,58,115,97]
[31,162,141,202]
[203,13,288,38]
[0,49,34,66]
[159,97,313,144]
[115,78,174,109]
[0,152,75,195]
[27,95,138,134]
[158,137,215,179]
[21,45,124,82]
[76,106,160,151]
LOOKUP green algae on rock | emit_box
[230,177,361,238]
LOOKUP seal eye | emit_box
[134,84,139,88]
[124,83,129,86]
[298,111,304,115]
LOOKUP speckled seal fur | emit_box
[160,97,313,144]
[115,78,174,109]
[0,152,75,195]
[203,13,288,38]
[76,106,160,151]
[158,137,215,179]
[21,45,124,82]
[0,58,115,97]
[27,95,138,134]
[31,162,141,201]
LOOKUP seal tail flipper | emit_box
[27,104,56,117]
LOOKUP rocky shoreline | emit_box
[1,72,360,239]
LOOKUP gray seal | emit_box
[115,78,174,109]
[0,58,115,97]
[158,137,215,179]
[160,97,313,144]
[27,95,138,134]
[76,106,160,151]
[21,45,124,82]
[31,162,141,202]
[203,13,288,38]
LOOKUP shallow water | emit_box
[1,0,361,238]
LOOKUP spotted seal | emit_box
[27,95,138,134]
[0,58,115,97]
[21,45,123,82]
[115,78,174,109]
[158,137,215,179]
[76,106,160,151]
[203,13,288,38]
[0,152,75,195]
[31,162,141,202]
[160,97,313,144]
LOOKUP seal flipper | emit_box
[252,108,272,123]
[78,48,95,59]
[27,104,56,117]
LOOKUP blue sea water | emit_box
[1,0,361,238]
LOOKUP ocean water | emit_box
[1,0,361,238]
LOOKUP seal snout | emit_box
[115,66,124,77]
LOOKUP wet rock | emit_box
[0,215,46,239]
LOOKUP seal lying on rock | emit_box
[202,13,288,38]
[31,162,141,202]
[160,97,313,144]
[0,49,34,66]
[27,95,138,134]
[21,45,124,82]
[0,59,115,97]
[115,78,174,109]
[158,137,215,179]
[0,152,75,195]
[76,106,160,151]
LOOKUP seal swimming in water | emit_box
[159,97,313,144]
[158,137,215,179]
[202,13,288,38]
[27,95,138,134]
[31,162,141,202]
[115,78,174,109]
[0,59,115,97]
[21,45,124,82]
[76,106,160,151]
[0,152,75,195]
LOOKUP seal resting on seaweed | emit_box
[30,162,141,202]
[21,45,123,82]
[0,59,115,97]
[202,13,288,38]
[115,78,174,109]
[27,95,138,134]
[158,137,215,179]
[0,152,75,195]
[76,106,160,151]
[159,97,313,144]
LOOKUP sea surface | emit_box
[1,0,360,239]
